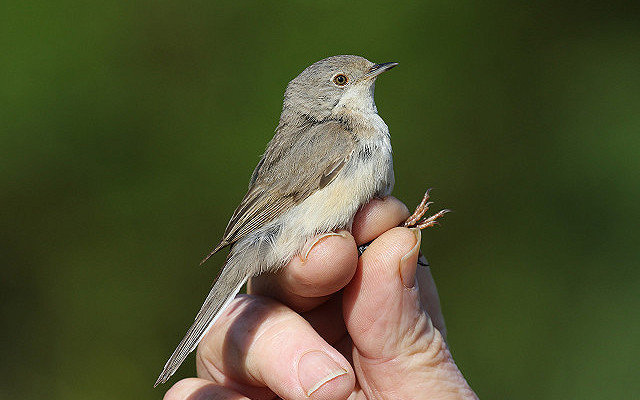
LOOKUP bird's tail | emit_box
[154,258,248,387]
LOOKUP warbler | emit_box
[155,55,446,386]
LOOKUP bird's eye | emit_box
[333,74,348,86]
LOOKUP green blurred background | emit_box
[2,1,639,399]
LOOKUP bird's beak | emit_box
[365,62,399,79]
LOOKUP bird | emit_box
[155,55,447,387]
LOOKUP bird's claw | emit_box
[359,189,449,257]
[403,189,450,230]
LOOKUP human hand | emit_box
[163,197,477,399]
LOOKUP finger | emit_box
[300,291,347,345]
[351,196,410,245]
[417,257,447,338]
[343,227,475,397]
[196,295,355,400]
[248,196,410,312]
[163,378,249,400]
[343,227,431,360]
[248,230,358,312]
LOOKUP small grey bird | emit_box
[155,55,447,386]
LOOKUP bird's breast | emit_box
[271,117,394,256]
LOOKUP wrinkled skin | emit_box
[163,197,477,400]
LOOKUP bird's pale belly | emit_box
[268,141,393,267]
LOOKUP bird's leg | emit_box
[402,188,450,230]
[403,189,450,266]
[358,189,450,258]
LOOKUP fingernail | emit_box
[399,228,422,288]
[298,351,348,396]
[302,232,347,262]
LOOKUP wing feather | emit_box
[200,120,354,263]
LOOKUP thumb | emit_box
[343,227,476,398]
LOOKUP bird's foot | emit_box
[402,188,450,230]
[358,189,449,256]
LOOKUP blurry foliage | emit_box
[1,0,639,399]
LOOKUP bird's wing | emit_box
[201,120,355,263]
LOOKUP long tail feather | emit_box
[154,260,248,387]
